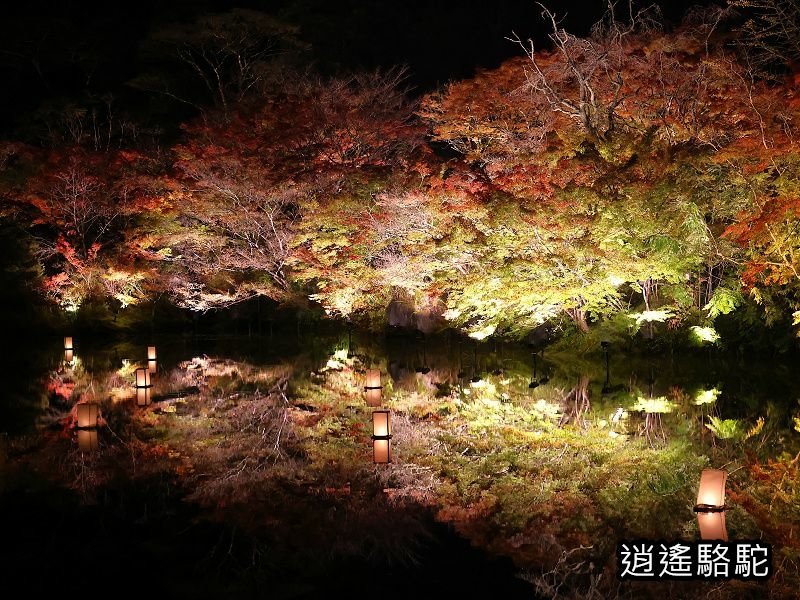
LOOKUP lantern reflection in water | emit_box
[135,367,152,407]
[697,510,727,541]
[136,386,151,407]
[77,429,98,453]
[372,409,392,464]
[365,387,382,407]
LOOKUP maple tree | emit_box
[2,6,800,343]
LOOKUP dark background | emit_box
[1,0,719,135]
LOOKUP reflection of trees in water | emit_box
[640,412,667,446]
[639,370,669,446]
[558,376,590,429]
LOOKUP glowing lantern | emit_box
[64,337,75,364]
[697,511,728,541]
[694,468,727,512]
[136,386,151,407]
[147,346,157,374]
[693,468,728,540]
[364,369,383,407]
[372,409,392,464]
[76,403,99,429]
[135,368,152,389]
[77,429,98,453]
[365,369,381,390]
[365,387,382,407]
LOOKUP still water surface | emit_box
[2,331,797,597]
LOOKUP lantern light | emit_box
[694,469,728,540]
[364,368,383,407]
[365,369,381,390]
[365,387,382,407]
[136,386,151,407]
[135,368,152,389]
[372,409,392,464]
[76,403,99,429]
[77,429,98,453]
[64,336,74,364]
[373,438,391,464]
[694,468,727,512]
[697,510,728,541]
[147,346,157,373]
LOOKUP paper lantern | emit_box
[694,468,727,512]
[64,349,74,364]
[371,409,392,464]
[373,409,391,437]
[64,336,73,350]
[697,510,728,541]
[365,387,382,407]
[76,403,99,429]
[147,346,157,373]
[136,386,151,407]
[135,368,152,389]
[77,429,98,453]
[365,369,381,390]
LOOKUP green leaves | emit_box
[705,417,743,441]
[704,287,744,319]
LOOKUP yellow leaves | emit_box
[467,323,497,340]
[102,268,148,308]
[745,417,765,441]
[631,396,677,414]
[694,388,720,406]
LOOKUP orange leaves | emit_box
[723,197,800,248]
[724,197,800,289]
[437,491,500,524]
[729,458,800,550]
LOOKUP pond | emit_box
[2,330,799,598]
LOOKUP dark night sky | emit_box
[1,0,720,136]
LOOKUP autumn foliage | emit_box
[3,9,800,341]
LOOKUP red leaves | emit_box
[723,197,800,288]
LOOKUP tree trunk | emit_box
[566,307,590,333]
